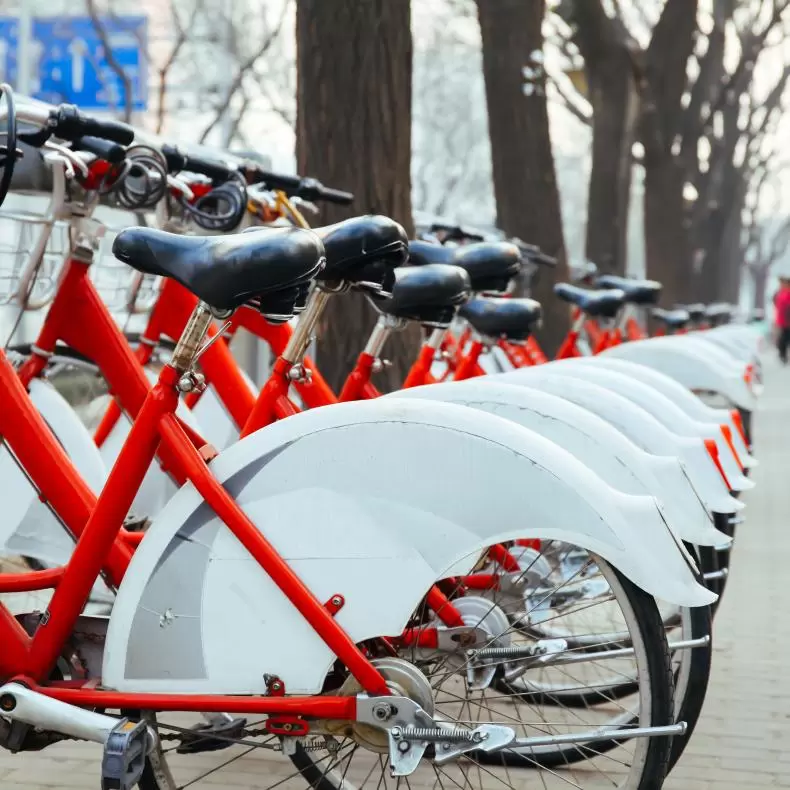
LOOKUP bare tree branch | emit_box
[85,0,134,121]
[547,75,592,125]
[155,0,203,134]
[199,0,290,144]
[692,0,790,146]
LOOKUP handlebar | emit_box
[428,222,486,243]
[244,166,354,206]
[161,143,238,183]
[71,136,126,165]
[7,102,135,148]
[48,105,134,145]
[520,246,557,268]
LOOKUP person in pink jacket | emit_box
[774,277,790,363]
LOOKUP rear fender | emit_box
[701,329,758,363]
[387,381,727,546]
[102,398,713,695]
[493,370,741,515]
[572,357,755,469]
[541,362,753,491]
[600,337,756,411]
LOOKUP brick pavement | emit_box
[0,356,786,788]
[664,356,790,790]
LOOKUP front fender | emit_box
[601,336,756,411]
[0,379,106,562]
[0,380,113,604]
[102,398,712,696]
[190,371,256,450]
[99,368,206,518]
[386,381,727,547]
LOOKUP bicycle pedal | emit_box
[101,718,148,790]
[175,717,247,754]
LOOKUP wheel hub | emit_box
[336,657,434,752]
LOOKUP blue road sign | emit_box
[0,15,147,111]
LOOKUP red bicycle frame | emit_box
[1,304,400,715]
[11,252,520,649]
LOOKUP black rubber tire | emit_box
[478,564,675,789]
[667,603,712,772]
[711,511,736,616]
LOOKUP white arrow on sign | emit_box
[68,38,87,93]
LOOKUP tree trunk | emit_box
[692,175,746,304]
[644,158,690,306]
[585,54,639,275]
[295,0,419,393]
[716,207,744,303]
[639,0,698,306]
[752,265,769,311]
[477,0,569,357]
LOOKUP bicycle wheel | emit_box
[137,552,674,790]
[490,542,709,772]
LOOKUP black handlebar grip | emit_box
[162,143,237,182]
[535,252,557,267]
[71,136,126,165]
[51,105,134,145]
[254,169,303,192]
[314,186,354,206]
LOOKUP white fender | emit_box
[385,381,728,547]
[539,361,753,492]
[0,380,113,603]
[652,333,765,400]
[490,369,741,515]
[712,325,764,358]
[99,369,206,518]
[569,357,755,468]
[102,398,712,695]
[189,371,257,450]
[701,329,757,362]
[600,335,757,411]
[700,327,764,395]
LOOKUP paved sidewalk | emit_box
[665,357,790,790]
[0,358,786,788]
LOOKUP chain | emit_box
[157,722,281,751]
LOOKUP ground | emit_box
[0,356,786,789]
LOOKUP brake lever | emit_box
[42,141,90,179]
[290,195,319,215]
[166,173,195,202]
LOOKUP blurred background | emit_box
[0,0,786,353]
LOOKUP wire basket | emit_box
[88,226,162,314]
[0,209,70,309]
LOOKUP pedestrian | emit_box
[773,276,790,363]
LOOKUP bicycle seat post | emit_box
[170,301,217,375]
[363,313,407,364]
[280,284,336,366]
